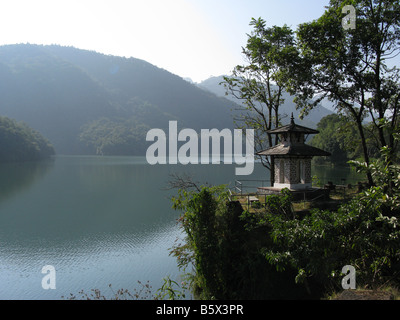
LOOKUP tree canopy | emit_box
[222,18,298,184]
[223,1,400,185]
[289,0,400,184]
[0,116,55,162]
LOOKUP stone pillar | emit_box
[305,158,312,184]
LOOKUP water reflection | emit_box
[0,156,364,300]
[0,159,54,204]
[311,164,364,185]
[0,155,230,299]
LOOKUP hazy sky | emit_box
[0,0,329,83]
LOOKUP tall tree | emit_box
[222,18,298,185]
[290,0,400,185]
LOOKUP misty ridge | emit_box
[0,44,333,157]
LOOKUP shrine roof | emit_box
[257,144,331,157]
[267,114,319,134]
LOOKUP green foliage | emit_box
[0,116,54,162]
[171,185,230,299]
[79,117,150,156]
[170,139,400,299]
[0,44,236,155]
[264,142,400,291]
[310,114,351,165]
[310,114,382,165]
[63,281,155,300]
[264,188,294,219]
[168,2,400,299]
[290,0,400,184]
[240,189,294,231]
[171,185,314,299]
[222,18,297,173]
[156,276,191,300]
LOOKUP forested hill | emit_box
[0,44,238,155]
[0,116,54,162]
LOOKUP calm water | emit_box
[0,156,362,300]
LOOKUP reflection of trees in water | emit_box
[0,159,54,203]
[311,165,364,186]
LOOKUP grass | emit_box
[62,281,155,300]
[326,285,400,300]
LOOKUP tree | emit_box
[289,0,400,185]
[170,183,314,299]
[264,134,400,290]
[222,18,298,185]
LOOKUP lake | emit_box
[0,156,362,300]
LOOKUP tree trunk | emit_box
[270,156,275,187]
[356,118,374,186]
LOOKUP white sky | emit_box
[0,0,329,83]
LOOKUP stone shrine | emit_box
[257,114,331,197]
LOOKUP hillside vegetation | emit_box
[0,44,336,157]
[0,44,238,155]
[0,116,54,162]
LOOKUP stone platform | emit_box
[257,187,330,201]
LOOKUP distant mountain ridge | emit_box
[0,44,333,156]
[0,44,237,155]
[197,75,334,128]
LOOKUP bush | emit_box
[171,185,315,299]
[264,143,400,292]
